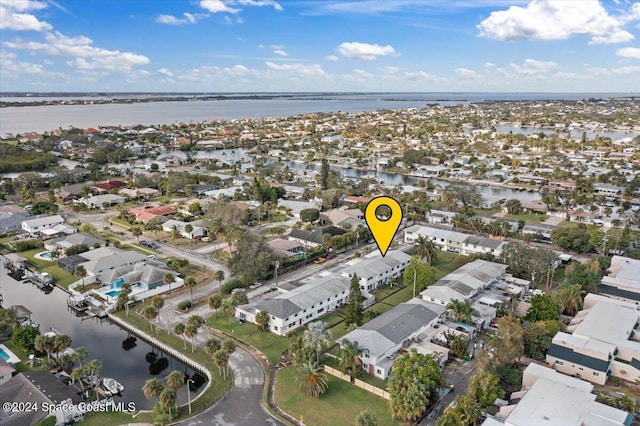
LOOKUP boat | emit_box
[101,377,125,396]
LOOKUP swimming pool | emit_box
[0,344,20,363]
[0,347,9,361]
[110,278,125,289]
[105,290,121,298]
[35,251,54,261]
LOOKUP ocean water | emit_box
[1,92,635,135]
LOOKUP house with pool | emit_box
[95,261,182,302]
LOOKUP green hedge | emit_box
[220,278,247,294]
[177,300,192,311]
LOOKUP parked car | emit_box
[314,257,327,264]
[326,253,337,260]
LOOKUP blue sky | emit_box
[1,0,640,92]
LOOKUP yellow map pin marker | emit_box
[365,196,403,257]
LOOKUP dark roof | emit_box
[547,343,611,372]
[289,226,346,245]
[23,371,82,404]
[0,374,50,426]
[361,303,439,344]
[599,285,640,302]
[254,298,301,318]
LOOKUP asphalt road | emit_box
[420,360,477,425]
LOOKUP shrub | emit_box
[221,278,247,295]
[13,239,41,252]
[177,300,192,311]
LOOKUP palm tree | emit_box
[142,377,164,403]
[446,299,474,323]
[74,265,87,292]
[303,321,331,364]
[34,334,55,364]
[158,388,177,414]
[214,270,225,292]
[221,299,237,323]
[170,225,182,241]
[152,296,165,332]
[84,359,102,399]
[132,226,143,243]
[205,338,221,356]
[214,349,230,379]
[142,305,159,333]
[356,411,378,426]
[163,272,175,291]
[70,366,84,387]
[73,346,88,368]
[222,339,236,355]
[184,276,197,304]
[255,310,270,331]
[174,323,187,350]
[338,339,361,380]
[295,362,329,398]
[53,334,72,364]
[3,306,20,332]
[165,370,185,395]
[184,324,198,353]
[557,284,585,316]
[208,294,222,317]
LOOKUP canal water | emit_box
[0,264,205,410]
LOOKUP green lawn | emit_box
[208,315,290,365]
[78,411,135,426]
[275,366,402,426]
[3,340,47,372]
[18,247,78,289]
[507,213,548,222]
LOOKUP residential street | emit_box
[420,359,477,425]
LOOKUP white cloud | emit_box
[383,66,400,74]
[0,0,52,31]
[200,0,239,14]
[455,67,482,80]
[509,58,557,74]
[273,49,288,57]
[158,68,173,77]
[337,42,396,60]
[156,12,208,25]
[403,70,439,81]
[4,31,150,72]
[611,65,640,74]
[478,0,637,44]
[0,49,62,78]
[325,54,339,61]
[616,46,640,59]
[237,0,282,11]
[484,62,495,67]
[265,61,326,78]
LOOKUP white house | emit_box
[236,274,351,336]
[21,215,65,236]
[162,220,206,239]
[404,224,505,257]
[340,250,412,292]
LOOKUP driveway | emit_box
[420,359,477,425]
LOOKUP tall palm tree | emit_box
[184,324,198,353]
[172,322,186,348]
[152,296,164,332]
[163,272,175,291]
[338,339,361,380]
[70,367,84,387]
[165,370,185,409]
[214,270,225,293]
[303,321,331,364]
[158,388,177,414]
[132,226,143,243]
[84,359,102,399]
[73,346,88,368]
[184,277,197,304]
[208,294,222,317]
[34,334,55,364]
[170,225,182,241]
[53,334,72,363]
[222,339,236,355]
[295,362,329,398]
[214,349,230,379]
[446,299,467,323]
[205,338,221,356]
[221,299,237,323]
[3,307,20,332]
[557,284,585,316]
[74,265,87,292]
[142,305,159,333]
[142,377,164,403]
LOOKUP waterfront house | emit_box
[72,247,147,277]
[43,233,105,254]
[404,224,505,257]
[236,274,352,336]
[21,215,65,236]
[77,194,125,209]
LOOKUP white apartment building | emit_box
[404,224,505,257]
